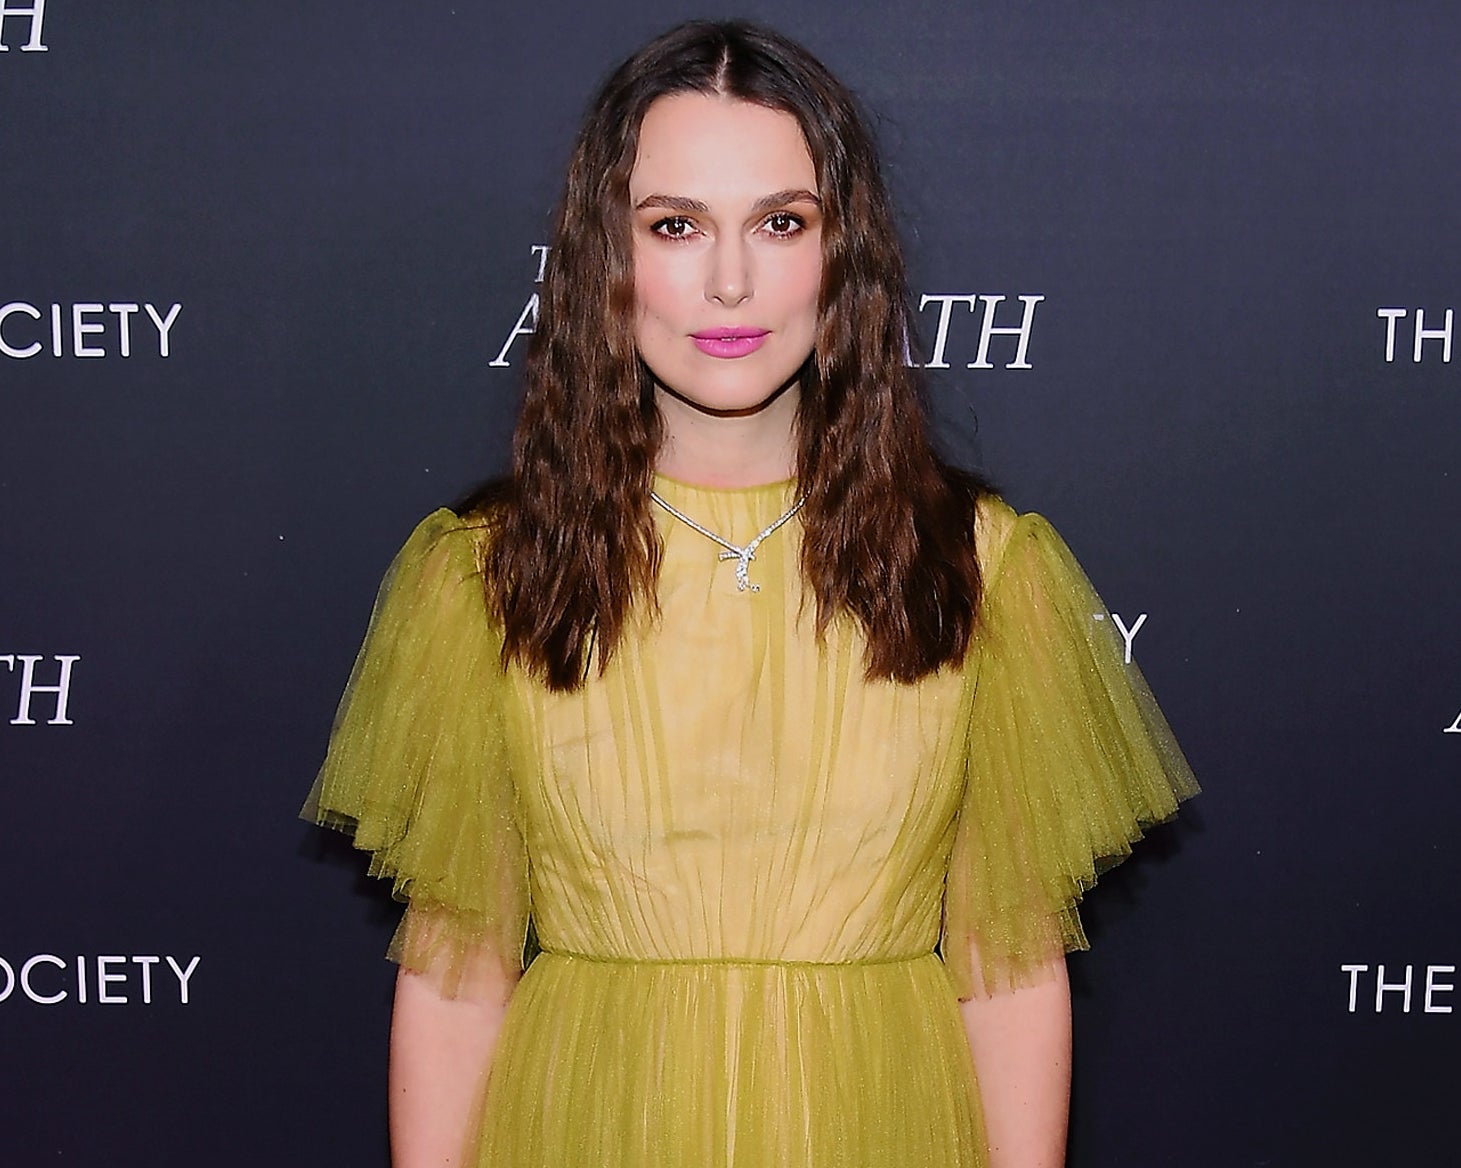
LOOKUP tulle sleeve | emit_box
[941,499,1200,1000]
[301,508,530,997]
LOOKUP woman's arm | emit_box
[958,946,1072,1168]
[388,954,521,1167]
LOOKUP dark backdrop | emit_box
[2,2,1457,1164]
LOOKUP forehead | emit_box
[630,93,816,200]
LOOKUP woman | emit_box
[305,19,1198,1168]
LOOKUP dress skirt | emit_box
[474,950,988,1168]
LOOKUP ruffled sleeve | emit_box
[302,508,530,997]
[941,498,1200,999]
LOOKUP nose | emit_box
[705,233,752,307]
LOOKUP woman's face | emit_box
[628,92,823,416]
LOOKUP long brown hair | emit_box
[477,19,989,691]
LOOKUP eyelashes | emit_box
[649,215,698,240]
[764,211,806,237]
[761,211,806,238]
[648,211,808,241]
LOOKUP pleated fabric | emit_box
[304,475,1199,1167]
[476,952,985,1167]
[302,509,530,997]
[941,503,1202,998]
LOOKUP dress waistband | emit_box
[538,948,937,969]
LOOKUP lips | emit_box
[690,328,771,358]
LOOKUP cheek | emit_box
[633,246,692,324]
[776,251,823,322]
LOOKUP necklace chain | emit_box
[650,489,807,593]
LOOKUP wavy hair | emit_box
[477,19,989,691]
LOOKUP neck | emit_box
[653,383,799,487]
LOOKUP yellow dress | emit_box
[304,474,1199,1167]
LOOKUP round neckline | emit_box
[652,470,798,496]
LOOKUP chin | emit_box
[656,370,801,416]
[650,349,810,413]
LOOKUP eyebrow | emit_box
[634,188,823,215]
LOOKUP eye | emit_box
[762,211,805,238]
[650,215,698,240]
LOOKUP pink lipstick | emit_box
[691,328,770,358]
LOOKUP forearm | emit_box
[959,952,1072,1168]
[389,960,519,1167]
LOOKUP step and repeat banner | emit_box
[3,2,1456,1164]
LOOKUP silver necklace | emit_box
[650,489,807,593]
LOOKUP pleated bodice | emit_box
[516,474,969,965]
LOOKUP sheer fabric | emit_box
[304,476,1198,1167]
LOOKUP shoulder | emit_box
[394,507,490,579]
[398,498,508,570]
[373,507,505,642]
[972,495,1021,580]
[973,496,1068,592]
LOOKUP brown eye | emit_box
[764,211,803,237]
[652,216,696,239]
